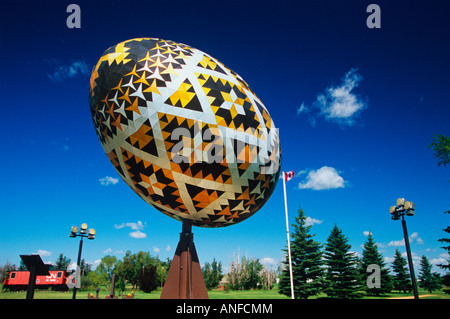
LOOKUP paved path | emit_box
[387,294,436,299]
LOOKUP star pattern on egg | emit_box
[89,38,281,227]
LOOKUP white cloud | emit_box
[115,221,147,239]
[297,103,317,126]
[409,232,424,244]
[102,248,124,255]
[388,232,423,246]
[93,259,101,267]
[47,60,89,82]
[314,68,366,126]
[114,221,145,230]
[401,251,421,267]
[297,170,307,176]
[297,102,308,116]
[305,216,323,226]
[153,247,160,254]
[298,166,346,190]
[36,250,52,257]
[376,242,386,248]
[99,176,119,186]
[388,239,405,247]
[363,231,373,236]
[384,256,395,264]
[165,245,171,252]
[129,230,147,239]
[67,262,77,272]
[260,257,277,266]
[430,257,448,266]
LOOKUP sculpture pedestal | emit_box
[160,220,208,299]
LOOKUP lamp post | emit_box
[389,198,419,299]
[70,223,95,299]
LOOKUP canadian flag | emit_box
[284,171,295,182]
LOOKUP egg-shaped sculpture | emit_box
[89,38,281,227]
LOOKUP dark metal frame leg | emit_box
[160,220,208,299]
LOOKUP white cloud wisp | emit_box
[114,221,147,239]
[298,166,346,190]
[314,68,366,126]
[99,176,119,186]
[47,60,89,82]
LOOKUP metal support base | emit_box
[160,220,208,299]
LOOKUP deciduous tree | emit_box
[202,258,223,290]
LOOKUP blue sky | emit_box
[1,0,449,275]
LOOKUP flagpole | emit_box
[282,171,295,299]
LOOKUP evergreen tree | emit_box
[437,211,450,294]
[54,253,71,270]
[418,255,442,293]
[80,259,92,275]
[391,249,411,293]
[279,207,324,299]
[323,224,362,299]
[429,134,450,294]
[360,233,392,295]
[18,260,27,271]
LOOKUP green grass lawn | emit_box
[0,288,287,299]
[1,287,449,299]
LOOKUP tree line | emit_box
[0,209,447,296]
[277,207,448,299]
[0,251,276,293]
[276,133,449,299]
[0,251,170,293]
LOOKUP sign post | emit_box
[20,254,50,299]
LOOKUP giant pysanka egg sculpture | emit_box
[89,38,281,227]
